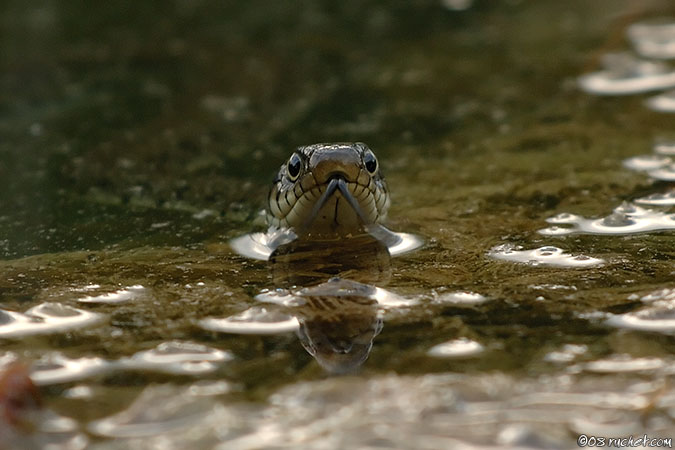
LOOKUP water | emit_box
[2,0,675,448]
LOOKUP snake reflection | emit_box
[217,143,423,373]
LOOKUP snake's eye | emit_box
[287,153,302,181]
[363,150,378,174]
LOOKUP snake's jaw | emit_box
[298,177,372,235]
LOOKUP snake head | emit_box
[267,143,390,237]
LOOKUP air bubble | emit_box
[489,245,604,268]
[539,203,675,235]
[199,306,300,335]
[427,338,484,358]
[578,53,675,95]
[0,303,104,338]
[646,89,675,113]
[648,164,675,181]
[622,154,671,171]
[627,19,675,60]
[635,190,675,206]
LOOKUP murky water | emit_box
[2,0,675,448]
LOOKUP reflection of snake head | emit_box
[296,298,383,374]
[267,143,390,236]
[291,278,384,374]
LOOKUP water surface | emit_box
[2,0,675,448]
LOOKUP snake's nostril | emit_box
[309,149,361,184]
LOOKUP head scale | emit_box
[267,142,390,236]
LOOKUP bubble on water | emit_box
[646,89,675,113]
[30,341,232,385]
[78,285,145,304]
[489,244,604,268]
[622,154,671,171]
[583,355,667,373]
[635,190,675,206]
[654,139,675,155]
[432,291,489,305]
[124,341,233,375]
[427,338,484,358]
[199,306,299,335]
[606,303,675,334]
[30,353,111,386]
[639,288,675,303]
[648,163,675,181]
[540,202,675,236]
[0,303,104,338]
[627,19,675,60]
[578,52,675,95]
[63,385,95,399]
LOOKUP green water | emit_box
[1,0,675,447]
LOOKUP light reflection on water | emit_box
[0,303,104,338]
[3,1,675,448]
[489,244,605,267]
[84,373,675,449]
[28,341,234,385]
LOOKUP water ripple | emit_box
[78,285,145,304]
[540,202,675,236]
[628,20,675,60]
[489,244,604,267]
[0,303,104,338]
[647,89,675,113]
[606,288,675,334]
[29,341,233,385]
[427,338,484,358]
[578,53,675,95]
[199,307,300,335]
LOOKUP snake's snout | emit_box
[309,147,361,184]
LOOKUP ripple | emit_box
[635,190,675,205]
[628,20,675,60]
[647,89,675,113]
[0,303,104,338]
[622,154,671,171]
[199,306,299,335]
[639,288,675,303]
[648,163,675,181]
[78,285,145,304]
[30,342,232,385]
[540,202,675,235]
[654,140,675,155]
[432,291,488,305]
[257,278,416,311]
[489,244,604,268]
[230,227,423,261]
[584,355,668,373]
[578,53,675,95]
[30,353,111,386]
[125,341,233,375]
[606,303,675,334]
[427,338,484,358]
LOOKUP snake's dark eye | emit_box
[364,150,378,174]
[287,153,302,181]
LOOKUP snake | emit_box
[229,142,422,260]
[266,142,390,236]
[223,142,424,372]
